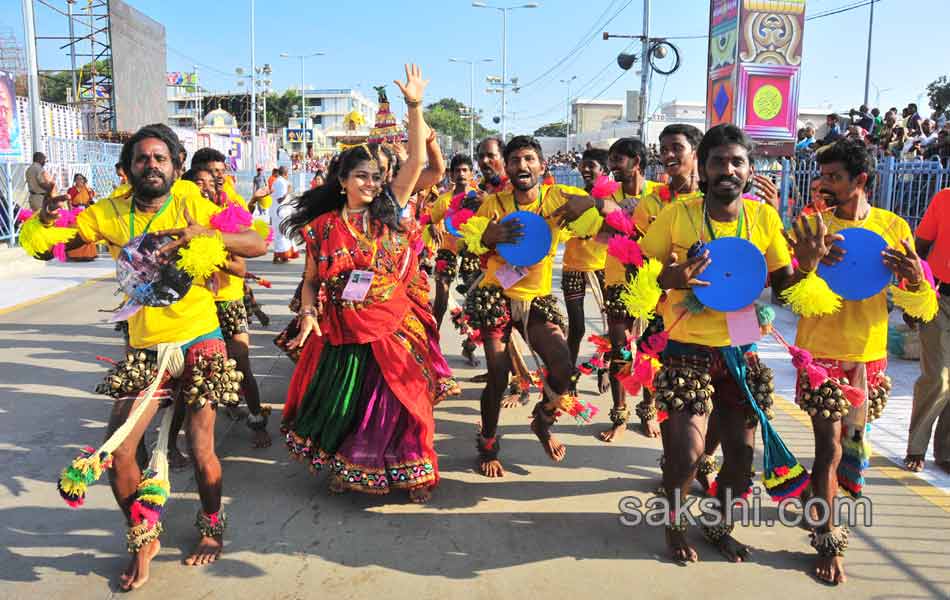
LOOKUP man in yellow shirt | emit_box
[38,126,266,589]
[464,136,612,477]
[786,138,927,585]
[191,149,271,448]
[640,124,796,566]
[428,154,476,328]
[561,148,609,389]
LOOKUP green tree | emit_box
[39,59,113,104]
[423,97,495,146]
[926,76,950,113]
[533,121,567,137]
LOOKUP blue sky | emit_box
[4,0,945,133]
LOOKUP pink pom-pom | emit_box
[450,208,474,229]
[419,213,431,227]
[210,203,254,233]
[578,363,593,375]
[920,259,937,290]
[54,206,83,228]
[788,344,813,370]
[52,243,67,262]
[590,356,606,369]
[644,332,669,357]
[841,384,866,408]
[130,502,161,526]
[607,235,644,267]
[449,193,464,213]
[17,208,34,222]
[435,259,449,272]
[265,227,274,244]
[590,175,620,199]
[804,363,830,390]
[410,237,424,255]
[605,210,634,236]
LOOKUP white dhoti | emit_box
[269,200,297,256]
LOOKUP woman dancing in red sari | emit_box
[281,65,439,503]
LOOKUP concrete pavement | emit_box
[0,255,947,599]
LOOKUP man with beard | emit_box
[638,124,796,566]
[785,138,931,585]
[464,135,613,477]
[561,148,609,394]
[598,137,664,442]
[428,153,477,329]
[32,124,266,590]
[190,148,272,449]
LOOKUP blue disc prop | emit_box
[444,212,461,238]
[693,237,767,312]
[817,227,891,301]
[496,211,552,267]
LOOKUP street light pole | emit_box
[450,57,493,159]
[560,75,576,154]
[473,2,540,141]
[863,0,876,107]
[250,0,257,173]
[639,0,651,140]
[21,0,43,154]
[281,52,326,157]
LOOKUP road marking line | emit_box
[0,276,111,317]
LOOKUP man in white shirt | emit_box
[268,166,297,263]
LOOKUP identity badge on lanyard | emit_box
[496,263,529,289]
[341,270,375,301]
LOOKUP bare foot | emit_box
[119,538,160,591]
[597,369,610,395]
[168,447,191,471]
[184,535,222,566]
[409,486,432,503]
[599,423,626,443]
[641,417,661,438]
[252,429,272,449]
[462,347,480,367]
[470,372,489,383]
[709,534,752,563]
[665,528,698,565]
[531,418,567,462]
[254,310,270,327]
[815,555,847,585]
[479,458,505,477]
[904,454,925,472]
[501,394,522,409]
[327,476,346,495]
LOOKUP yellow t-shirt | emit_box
[633,184,704,236]
[794,208,913,362]
[639,197,791,347]
[604,180,662,286]
[476,184,576,301]
[76,184,223,349]
[213,189,251,302]
[429,191,459,254]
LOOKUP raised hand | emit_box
[393,64,429,103]
[785,212,843,272]
[657,250,711,290]
[154,207,212,256]
[752,174,779,211]
[882,239,924,287]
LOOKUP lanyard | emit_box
[703,201,746,241]
[505,185,544,216]
[129,195,174,239]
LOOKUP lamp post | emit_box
[450,57,493,159]
[280,51,326,125]
[560,75,576,154]
[472,2,540,141]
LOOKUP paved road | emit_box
[0,256,947,599]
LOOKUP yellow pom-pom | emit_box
[421,226,437,251]
[251,219,271,241]
[258,194,273,210]
[567,206,604,238]
[620,258,664,320]
[18,215,78,258]
[780,270,842,317]
[176,234,228,280]
[458,216,491,255]
[890,284,939,321]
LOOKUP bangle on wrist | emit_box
[299,306,317,318]
[405,97,422,108]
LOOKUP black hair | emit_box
[282,145,402,239]
[449,153,474,172]
[181,166,212,182]
[477,137,505,157]
[659,124,703,149]
[697,124,755,194]
[503,135,544,164]
[119,123,184,177]
[607,137,647,169]
[697,124,755,168]
[580,148,609,172]
[191,147,227,169]
[816,137,874,189]
[32,152,45,162]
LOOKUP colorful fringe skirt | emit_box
[289,343,437,494]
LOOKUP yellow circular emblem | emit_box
[752,84,783,121]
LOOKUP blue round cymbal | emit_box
[817,227,891,301]
[497,211,552,267]
[444,212,461,237]
[693,237,767,312]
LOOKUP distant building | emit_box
[571,98,624,135]
[298,87,377,150]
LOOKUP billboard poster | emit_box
[0,70,22,160]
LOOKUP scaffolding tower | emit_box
[0,28,26,75]
[33,0,115,137]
